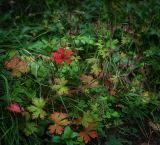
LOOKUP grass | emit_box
[0,0,160,145]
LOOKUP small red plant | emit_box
[51,48,73,64]
[7,103,23,113]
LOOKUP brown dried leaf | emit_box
[80,74,99,88]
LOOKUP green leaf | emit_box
[107,136,123,145]
[30,62,39,78]
[57,87,69,96]
[66,140,74,145]
[7,50,19,58]
[112,111,120,118]
[28,40,48,54]
[62,126,78,139]
[51,78,69,96]
[30,61,50,79]
[52,136,61,143]
[24,122,38,136]
[27,98,46,119]
[81,111,99,127]
[32,97,46,108]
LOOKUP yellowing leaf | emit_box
[21,55,35,63]
[86,58,99,64]
[142,91,151,97]
[141,91,155,103]
[4,57,28,77]
[27,98,46,119]
[110,75,119,84]
[48,112,70,135]
[51,78,69,96]
[91,64,101,77]
[57,87,69,96]
[80,74,99,88]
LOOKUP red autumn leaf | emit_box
[51,48,73,64]
[78,123,98,144]
[48,112,70,135]
[7,103,23,113]
[48,124,64,135]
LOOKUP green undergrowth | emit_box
[0,0,160,145]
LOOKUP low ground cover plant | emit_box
[0,0,160,145]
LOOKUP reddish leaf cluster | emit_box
[51,48,73,64]
[7,103,23,114]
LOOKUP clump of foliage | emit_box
[0,0,160,145]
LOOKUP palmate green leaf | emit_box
[32,97,46,108]
[57,87,69,96]
[52,136,61,143]
[55,78,68,86]
[24,122,38,136]
[30,60,51,79]
[27,98,46,119]
[51,78,69,96]
[62,126,78,139]
[28,40,49,54]
[81,111,99,128]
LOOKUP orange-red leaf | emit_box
[79,132,91,143]
[51,112,70,126]
[88,131,97,138]
[4,57,19,69]
[79,130,98,143]
[4,57,28,77]
[48,124,64,134]
[48,112,70,135]
[78,123,98,144]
